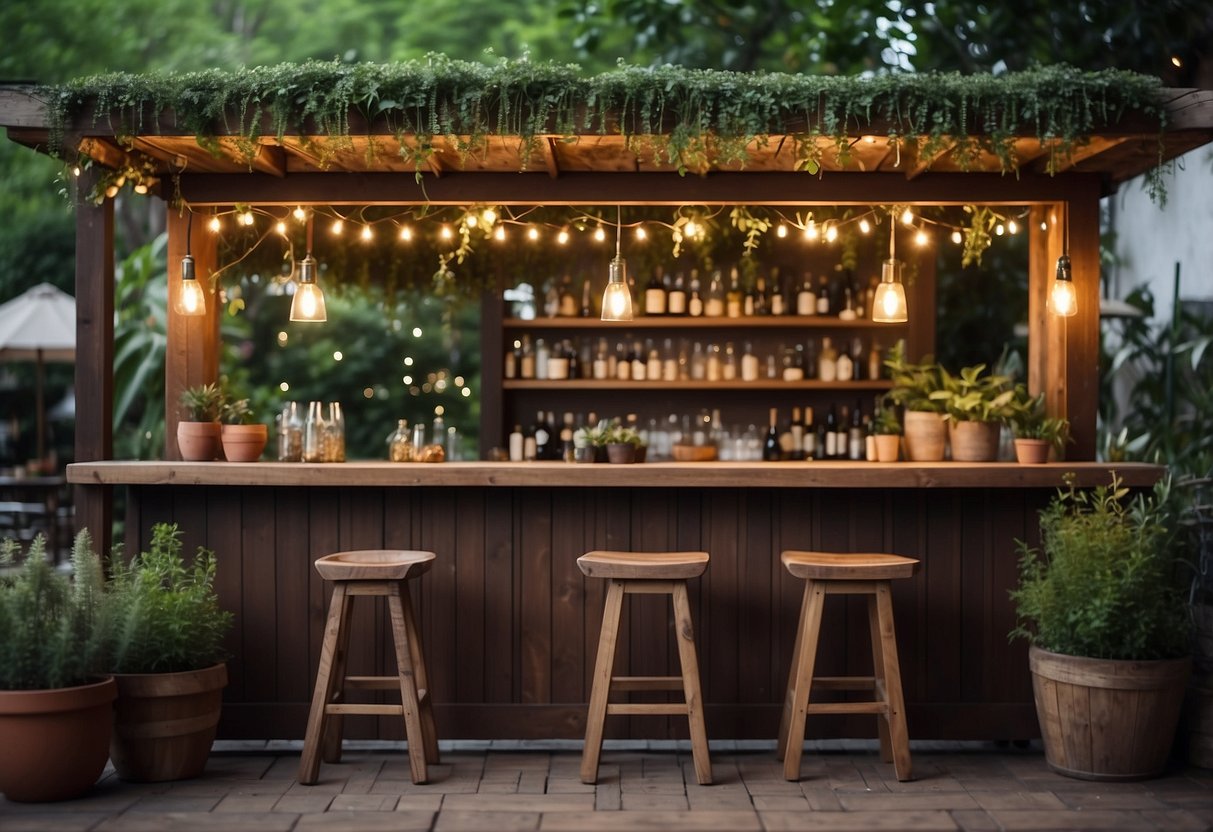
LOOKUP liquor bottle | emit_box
[818,337,838,383]
[868,341,883,381]
[804,338,818,380]
[769,268,785,316]
[662,338,678,381]
[779,408,795,457]
[839,285,857,321]
[547,340,569,380]
[616,342,631,380]
[803,406,818,460]
[646,341,662,380]
[722,341,738,381]
[580,275,594,317]
[726,267,743,318]
[593,338,609,380]
[561,412,576,462]
[630,340,646,381]
[816,274,831,315]
[824,405,838,459]
[744,276,757,317]
[835,405,850,460]
[535,338,550,379]
[851,337,866,381]
[567,339,581,379]
[763,408,782,461]
[519,334,535,379]
[667,272,688,316]
[705,270,725,317]
[782,344,804,381]
[688,270,704,317]
[558,274,578,316]
[752,274,767,316]
[509,424,525,461]
[690,341,706,380]
[797,272,815,316]
[836,343,854,382]
[543,279,560,318]
[741,341,760,382]
[644,266,667,316]
[789,406,805,461]
[848,402,864,460]
[706,342,722,381]
[534,410,553,460]
[503,342,517,379]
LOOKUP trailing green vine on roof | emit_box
[45,56,1168,191]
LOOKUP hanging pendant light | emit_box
[1049,204,1077,317]
[174,212,206,316]
[600,205,633,322]
[872,214,908,323]
[290,214,327,323]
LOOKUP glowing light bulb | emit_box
[293,206,306,222]
[635,226,647,240]
[995,223,1005,236]
[72,165,81,177]
[776,224,788,238]
[495,226,506,241]
[951,230,963,245]
[527,227,539,241]
[466,214,478,228]
[275,221,287,235]
[1040,221,1048,232]
[859,218,871,234]
[901,209,914,225]
[594,227,606,242]
[208,217,221,233]
[241,211,255,226]
[1049,255,1077,317]
[333,351,343,361]
[279,382,290,392]
[331,219,344,235]
[915,230,929,247]
[804,222,819,241]
[1007,219,1019,235]
[1172,55,1183,68]
[557,229,570,245]
[400,226,413,241]
[825,224,838,243]
[684,221,698,238]
[483,208,497,224]
[441,225,453,240]
[361,225,373,241]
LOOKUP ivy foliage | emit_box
[47,57,1167,183]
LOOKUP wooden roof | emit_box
[1,84,1210,192]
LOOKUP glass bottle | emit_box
[278,401,303,462]
[667,272,688,316]
[705,270,725,317]
[797,272,815,316]
[325,402,345,462]
[688,270,704,317]
[388,419,413,462]
[818,337,838,383]
[303,401,325,463]
[644,266,667,316]
[726,267,742,318]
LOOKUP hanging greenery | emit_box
[45,56,1169,194]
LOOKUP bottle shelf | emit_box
[503,316,907,330]
[503,380,893,391]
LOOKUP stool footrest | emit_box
[806,701,888,716]
[345,676,401,690]
[327,703,404,716]
[610,675,684,691]
[813,676,877,691]
[607,703,690,716]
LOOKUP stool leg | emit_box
[388,583,429,785]
[867,593,892,764]
[875,582,913,781]
[299,583,348,784]
[776,581,812,761]
[782,581,826,782]
[400,581,440,765]
[321,589,357,764]
[581,579,625,785]
[672,581,712,785]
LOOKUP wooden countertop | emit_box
[67,460,1163,489]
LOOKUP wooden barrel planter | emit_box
[1030,646,1190,780]
[111,663,228,782]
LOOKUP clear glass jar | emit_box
[278,401,303,462]
[387,419,412,462]
[303,401,325,462]
[324,402,345,462]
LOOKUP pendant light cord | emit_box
[889,211,896,260]
[615,205,622,259]
[186,211,192,257]
[306,212,314,257]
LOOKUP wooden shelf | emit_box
[503,379,892,391]
[503,316,908,329]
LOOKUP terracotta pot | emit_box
[1030,646,1189,780]
[874,434,901,462]
[635,445,648,463]
[111,663,228,782]
[606,443,636,464]
[902,411,946,461]
[0,677,116,802]
[949,420,1001,462]
[177,421,221,461]
[221,424,268,463]
[1014,438,1050,464]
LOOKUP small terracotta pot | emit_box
[177,421,221,461]
[606,443,636,464]
[1014,438,1050,464]
[221,424,268,462]
[949,420,1001,462]
[902,411,946,461]
[874,434,901,462]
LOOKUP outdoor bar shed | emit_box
[1,62,1211,742]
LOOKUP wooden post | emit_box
[164,206,220,459]
[73,166,115,554]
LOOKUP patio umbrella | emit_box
[0,283,75,463]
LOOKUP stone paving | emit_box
[2,740,1212,831]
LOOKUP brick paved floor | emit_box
[2,740,1211,831]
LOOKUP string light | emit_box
[290,214,327,323]
[824,224,838,243]
[527,226,539,241]
[914,229,929,247]
[440,225,453,240]
[72,165,81,177]
[557,229,570,245]
[684,220,699,238]
[951,230,963,245]
[1007,219,1019,235]
[208,216,221,233]
[399,226,413,241]
[873,215,908,323]
[360,225,373,242]
[483,208,497,224]
[293,206,306,222]
[1040,221,1048,232]
[804,221,819,241]
[776,224,788,238]
[601,205,633,322]
[594,226,606,242]
[901,209,914,225]
[275,221,287,236]
[995,223,1006,236]
[495,226,506,241]
[858,218,871,234]
[635,226,647,240]
[331,219,344,235]
[240,211,255,226]
[466,214,478,228]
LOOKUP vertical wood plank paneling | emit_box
[816,489,851,681]
[170,488,209,566]
[739,489,772,707]
[925,492,962,704]
[773,490,813,718]
[999,490,1036,706]
[892,489,926,702]
[241,487,278,709]
[519,490,552,704]
[306,488,341,724]
[340,488,384,739]
[275,489,312,706]
[849,489,889,690]
[959,490,988,702]
[484,489,515,703]
[453,488,486,702]
[381,487,416,739]
[596,488,632,738]
[582,490,606,706]
[207,486,245,702]
[551,488,586,704]
[419,488,458,704]
[703,490,739,735]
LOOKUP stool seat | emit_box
[314,549,435,582]
[780,551,918,581]
[578,550,709,580]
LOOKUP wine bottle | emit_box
[769,268,785,316]
[824,405,839,459]
[816,274,831,315]
[789,406,805,461]
[705,270,725,317]
[644,266,667,316]
[668,272,688,315]
[763,408,782,461]
[688,270,704,317]
[818,337,838,383]
[558,274,578,316]
[802,406,817,460]
[726,267,743,318]
[580,275,594,317]
[797,272,815,316]
[848,401,864,460]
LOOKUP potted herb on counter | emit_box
[220,395,268,462]
[935,363,1015,462]
[105,523,234,782]
[884,341,946,461]
[1007,388,1070,464]
[0,532,115,802]
[177,382,223,461]
[605,425,644,464]
[1011,474,1191,780]
[872,400,902,463]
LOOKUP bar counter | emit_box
[71,459,1161,744]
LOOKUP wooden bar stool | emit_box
[298,549,440,786]
[776,551,918,782]
[578,550,712,786]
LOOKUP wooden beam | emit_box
[1027,204,1066,437]
[906,141,955,181]
[1064,188,1101,461]
[541,138,560,179]
[77,137,129,171]
[165,207,221,459]
[73,165,115,555]
[1029,137,1132,174]
[177,170,1106,207]
[0,86,47,128]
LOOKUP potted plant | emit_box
[1011,474,1191,780]
[934,363,1016,462]
[0,532,115,802]
[1006,388,1070,464]
[220,395,268,462]
[573,423,608,464]
[872,399,902,463]
[605,424,643,464]
[104,522,234,782]
[884,341,947,461]
[178,382,223,461]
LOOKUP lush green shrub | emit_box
[0,531,106,689]
[1011,474,1190,660]
[106,523,232,674]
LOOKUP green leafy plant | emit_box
[873,399,902,436]
[604,424,643,447]
[1010,474,1190,660]
[576,423,611,448]
[933,363,1015,422]
[884,340,945,413]
[1007,387,1070,457]
[105,523,232,674]
[219,396,254,426]
[0,531,106,690]
[179,382,223,422]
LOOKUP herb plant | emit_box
[873,400,902,436]
[179,382,224,422]
[0,531,106,690]
[106,523,232,674]
[884,341,945,413]
[933,363,1016,423]
[1007,388,1070,457]
[1010,474,1190,661]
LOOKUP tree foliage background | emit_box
[0,0,1208,459]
